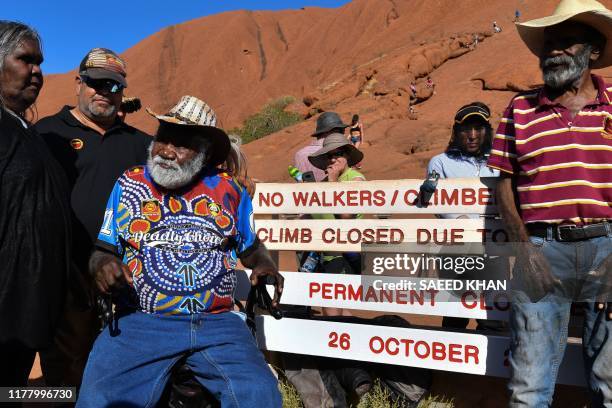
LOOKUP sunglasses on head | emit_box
[80,76,124,94]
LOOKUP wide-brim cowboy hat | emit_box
[308,133,364,170]
[516,0,612,69]
[312,112,349,136]
[147,95,230,167]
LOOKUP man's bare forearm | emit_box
[496,174,530,242]
[241,244,276,270]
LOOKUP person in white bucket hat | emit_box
[77,95,283,407]
[488,1,612,406]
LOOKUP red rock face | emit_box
[35,0,612,183]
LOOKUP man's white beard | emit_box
[147,144,206,190]
[540,44,591,90]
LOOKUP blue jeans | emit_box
[509,233,612,408]
[77,311,281,408]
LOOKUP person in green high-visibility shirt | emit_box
[308,132,365,316]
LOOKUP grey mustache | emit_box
[153,156,180,171]
[542,55,572,68]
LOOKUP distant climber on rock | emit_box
[493,21,502,33]
[408,104,417,120]
[425,76,436,94]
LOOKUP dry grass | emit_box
[279,377,304,408]
[279,378,455,408]
[356,380,400,408]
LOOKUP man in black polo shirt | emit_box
[35,47,151,390]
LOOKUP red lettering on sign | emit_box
[465,345,479,364]
[258,192,284,207]
[320,228,405,245]
[359,190,372,206]
[463,189,476,205]
[417,229,464,244]
[321,283,333,299]
[370,336,384,354]
[404,190,419,206]
[348,229,361,244]
[386,338,400,355]
[414,341,430,359]
[328,332,351,350]
[448,344,462,363]
[478,188,494,205]
[322,229,333,244]
[373,190,385,206]
[256,228,268,243]
[347,285,362,301]
[335,284,346,299]
[440,189,459,206]
[309,283,320,298]
[346,190,358,206]
[461,291,477,309]
[368,336,480,365]
[432,342,447,361]
[293,191,308,206]
[333,191,345,206]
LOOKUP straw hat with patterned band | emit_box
[147,96,230,167]
[516,0,612,69]
[308,133,364,170]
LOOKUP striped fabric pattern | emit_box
[152,95,217,127]
[83,48,126,75]
[488,74,612,225]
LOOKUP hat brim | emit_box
[147,108,231,168]
[308,143,364,170]
[516,10,612,69]
[311,124,349,136]
[80,67,127,87]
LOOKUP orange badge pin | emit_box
[70,138,84,150]
[141,199,162,222]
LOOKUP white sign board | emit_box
[235,271,509,320]
[255,218,507,252]
[253,178,498,215]
[256,316,585,386]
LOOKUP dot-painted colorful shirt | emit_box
[96,166,257,315]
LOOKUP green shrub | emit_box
[230,96,302,144]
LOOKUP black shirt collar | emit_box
[57,105,128,134]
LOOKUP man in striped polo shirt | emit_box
[487,0,612,406]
